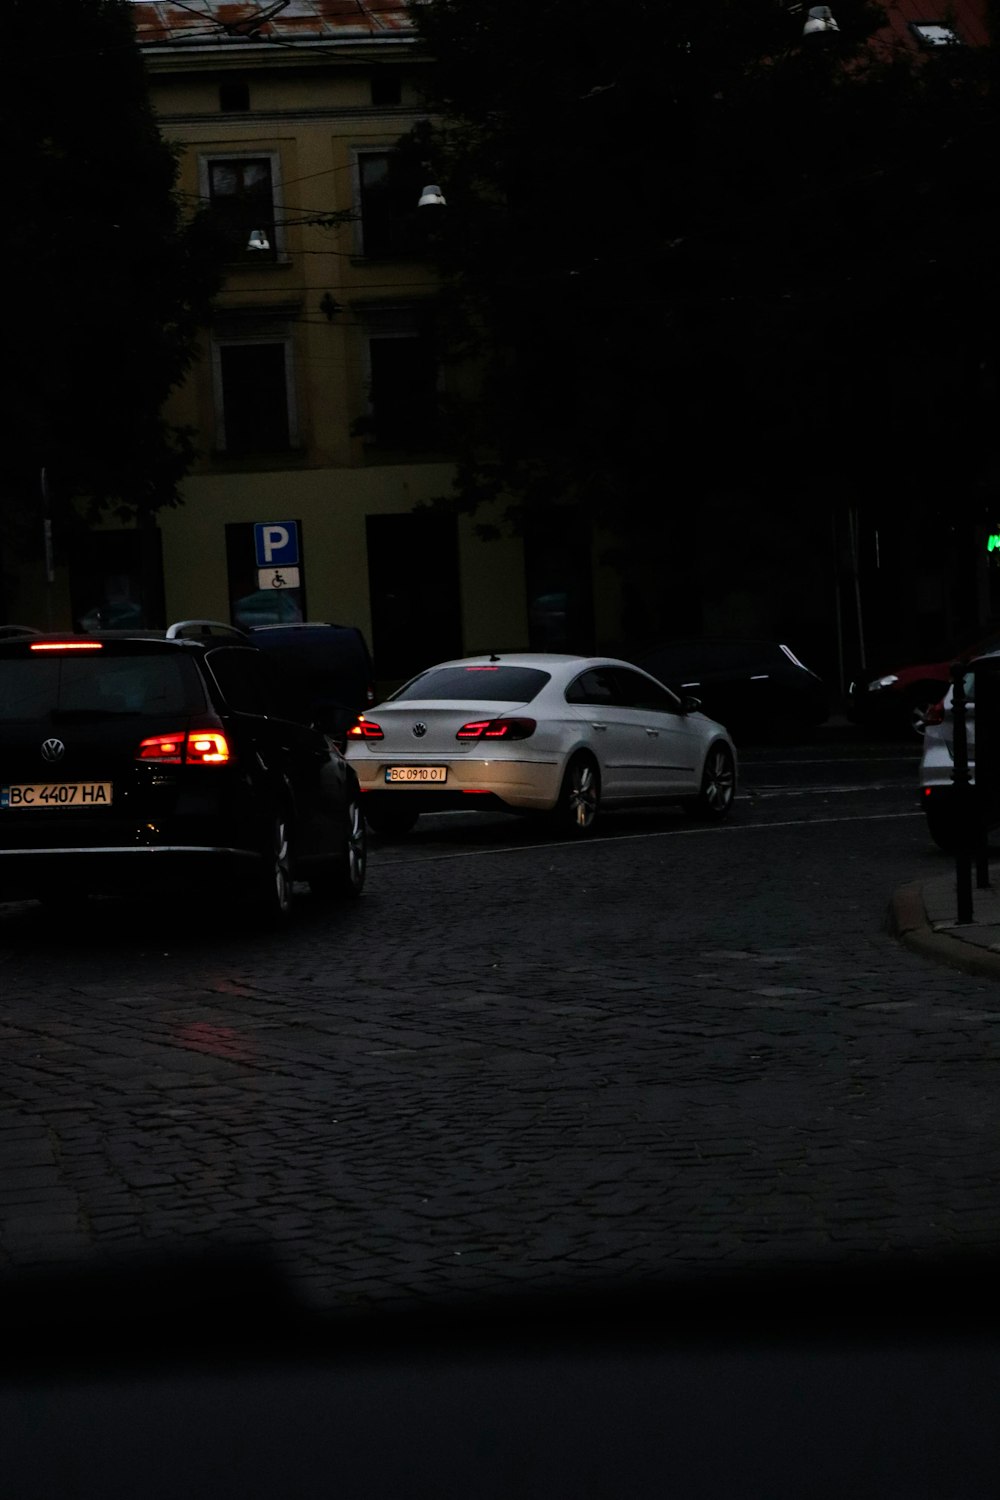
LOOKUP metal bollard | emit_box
[973,658,1000,890]
[952,661,973,923]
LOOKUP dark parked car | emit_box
[248,622,375,749]
[0,620,365,915]
[632,638,829,737]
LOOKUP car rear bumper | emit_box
[920,738,967,791]
[350,756,563,812]
[0,844,264,902]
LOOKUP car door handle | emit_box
[645,728,659,737]
[591,722,608,731]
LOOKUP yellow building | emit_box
[115,0,538,686]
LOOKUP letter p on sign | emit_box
[254,521,299,568]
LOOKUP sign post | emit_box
[952,661,974,923]
[240,520,304,624]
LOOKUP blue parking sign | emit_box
[254,521,299,568]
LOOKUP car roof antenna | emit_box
[489,652,501,663]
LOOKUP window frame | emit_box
[362,326,442,450]
[909,20,962,46]
[199,149,285,264]
[211,334,299,456]
[350,146,422,259]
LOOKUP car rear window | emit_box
[251,627,372,708]
[0,655,206,720]
[390,665,551,703]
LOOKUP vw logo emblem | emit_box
[41,738,66,764]
[412,722,427,738]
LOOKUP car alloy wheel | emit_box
[696,744,735,819]
[556,754,600,834]
[261,812,293,918]
[343,789,367,894]
[311,785,367,899]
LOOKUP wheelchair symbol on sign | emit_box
[271,571,287,589]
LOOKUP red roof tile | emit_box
[878,0,991,49]
[131,0,414,46]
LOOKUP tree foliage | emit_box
[2,0,224,548]
[411,0,999,541]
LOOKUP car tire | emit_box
[310,782,367,899]
[256,810,294,919]
[552,753,600,835]
[363,801,420,839]
[688,742,736,821]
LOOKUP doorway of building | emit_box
[524,514,594,653]
[70,527,165,632]
[366,513,461,683]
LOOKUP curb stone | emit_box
[887,878,1000,984]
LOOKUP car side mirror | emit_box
[681,695,702,715]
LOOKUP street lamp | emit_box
[803,6,839,38]
[418,184,446,209]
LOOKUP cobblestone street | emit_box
[4,770,1000,1313]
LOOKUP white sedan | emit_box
[345,653,737,836]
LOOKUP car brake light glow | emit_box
[347,715,384,740]
[187,731,230,764]
[456,717,536,741]
[923,701,945,726]
[30,640,103,652]
[136,730,231,765]
[138,736,183,763]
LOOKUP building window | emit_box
[69,528,165,633]
[219,80,250,112]
[214,340,295,455]
[909,22,961,46]
[366,334,440,449]
[355,150,422,258]
[204,154,278,262]
[366,513,461,679]
[370,73,402,107]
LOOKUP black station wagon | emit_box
[0,621,365,915]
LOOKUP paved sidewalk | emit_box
[890,861,1000,981]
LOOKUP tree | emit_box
[409,0,999,648]
[1,0,224,570]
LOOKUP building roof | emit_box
[879,0,991,49]
[131,0,414,48]
[132,0,990,52]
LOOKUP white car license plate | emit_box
[1,782,113,809]
[385,766,447,784]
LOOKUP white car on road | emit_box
[345,653,737,836]
[918,654,998,850]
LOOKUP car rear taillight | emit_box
[923,701,946,727]
[187,731,230,764]
[456,717,536,741]
[347,715,384,741]
[136,730,231,765]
